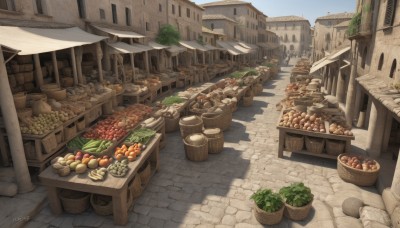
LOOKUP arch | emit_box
[361,46,367,69]
[390,59,397,78]
[378,53,384,71]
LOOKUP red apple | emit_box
[83,154,90,158]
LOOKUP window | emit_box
[384,0,397,26]
[36,0,44,14]
[178,5,181,17]
[233,8,236,15]
[77,0,86,18]
[159,4,162,12]
[292,35,296,42]
[390,59,397,78]
[284,34,288,42]
[197,14,199,22]
[146,22,150,31]
[111,4,117,24]
[99,8,105,20]
[172,4,175,14]
[211,23,214,30]
[378,53,384,71]
[0,0,15,11]
[186,8,190,17]
[125,8,131,26]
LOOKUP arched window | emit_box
[211,23,214,30]
[292,35,296,42]
[390,59,397,78]
[361,47,368,69]
[378,53,384,71]
[284,34,288,42]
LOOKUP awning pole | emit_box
[33,54,43,87]
[70,48,78,85]
[144,51,150,75]
[113,54,119,81]
[96,43,103,82]
[51,52,60,86]
[0,46,34,193]
[129,39,135,81]
[75,46,83,84]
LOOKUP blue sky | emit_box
[194,0,356,26]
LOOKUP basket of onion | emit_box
[328,123,353,137]
[278,110,326,133]
[337,154,380,186]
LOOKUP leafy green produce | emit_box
[125,128,156,145]
[82,139,113,153]
[162,95,185,106]
[67,137,90,150]
[279,182,313,207]
[251,189,283,213]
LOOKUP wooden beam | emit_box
[51,52,60,86]
[75,46,83,84]
[33,54,43,87]
[96,43,103,82]
[70,48,78,85]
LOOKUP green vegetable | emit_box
[251,189,283,213]
[162,95,185,106]
[125,128,156,145]
[67,137,90,150]
[279,183,313,207]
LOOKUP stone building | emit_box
[201,26,224,46]
[202,14,238,41]
[332,20,351,51]
[312,12,354,61]
[200,0,263,45]
[265,30,280,59]
[265,15,312,58]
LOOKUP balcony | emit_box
[348,11,372,40]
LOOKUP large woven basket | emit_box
[59,190,90,214]
[253,202,284,225]
[164,115,180,133]
[203,128,224,154]
[201,110,232,132]
[305,136,325,154]
[243,96,253,107]
[283,200,313,221]
[284,133,304,151]
[184,134,208,162]
[337,154,380,186]
[13,92,27,109]
[179,116,203,138]
[326,139,345,156]
[138,161,151,186]
[90,194,113,216]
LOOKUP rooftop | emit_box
[335,20,351,28]
[202,26,225,36]
[265,15,309,23]
[316,12,354,21]
[200,0,266,17]
[202,14,238,23]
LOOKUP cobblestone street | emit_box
[26,59,385,228]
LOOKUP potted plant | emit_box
[250,188,284,225]
[279,182,314,221]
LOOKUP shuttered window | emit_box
[384,0,397,26]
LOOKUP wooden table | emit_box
[39,134,161,225]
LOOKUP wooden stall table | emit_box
[39,134,161,225]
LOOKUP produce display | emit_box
[20,111,73,135]
[340,155,378,171]
[83,118,128,141]
[88,168,108,181]
[81,139,113,153]
[279,110,326,133]
[124,128,156,145]
[161,95,185,106]
[329,122,353,136]
[107,160,129,177]
[114,144,142,162]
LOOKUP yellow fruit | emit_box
[88,159,99,169]
[69,161,80,171]
[75,164,87,174]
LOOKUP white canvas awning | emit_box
[179,41,209,52]
[216,41,242,56]
[0,26,106,55]
[327,46,351,60]
[148,41,168,50]
[229,42,254,54]
[131,43,153,52]
[238,42,258,51]
[108,42,147,54]
[204,44,222,51]
[92,25,145,38]
[311,56,328,68]
[166,45,186,54]
[310,58,338,74]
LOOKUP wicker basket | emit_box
[129,174,142,199]
[203,128,224,154]
[17,108,32,119]
[284,133,304,151]
[305,136,325,154]
[44,89,67,101]
[253,202,284,225]
[201,110,232,132]
[326,139,345,156]
[59,189,90,214]
[90,194,113,216]
[179,116,203,138]
[293,98,313,106]
[337,154,380,186]
[284,200,313,221]
[164,115,180,133]
[184,134,208,162]
[243,96,253,107]
[13,92,27,109]
[138,161,151,186]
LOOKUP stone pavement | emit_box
[25,59,385,228]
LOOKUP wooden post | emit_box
[51,51,60,86]
[33,54,43,87]
[70,48,78,85]
[113,54,119,81]
[202,52,205,65]
[129,39,136,81]
[96,43,103,82]
[0,47,34,193]
[75,46,83,84]
[144,51,150,75]
[103,42,111,71]
[345,42,358,126]
[336,69,345,103]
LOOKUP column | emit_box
[345,42,358,126]
[381,112,393,153]
[0,47,34,193]
[113,55,119,81]
[327,67,333,95]
[129,39,135,81]
[336,70,345,103]
[33,54,43,87]
[202,52,205,65]
[353,85,363,123]
[103,42,111,71]
[51,51,60,86]
[95,43,103,82]
[70,48,78,85]
[366,100,387,158]
[75,46,83,84]
[331,67,338,96]
[144,51,150,74]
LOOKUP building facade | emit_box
[266,15,312,58]
[313,12,354,61]
[202,14,238,41]
[265,30,280,59]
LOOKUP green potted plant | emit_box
[279,182,314,220]
[250,188,284,225]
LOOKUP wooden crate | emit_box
[85,105,103,127]
[64,122,77,142]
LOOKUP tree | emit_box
[156,24,180,46]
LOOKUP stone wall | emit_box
[168,0,203,41]
[202,19,236,41]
